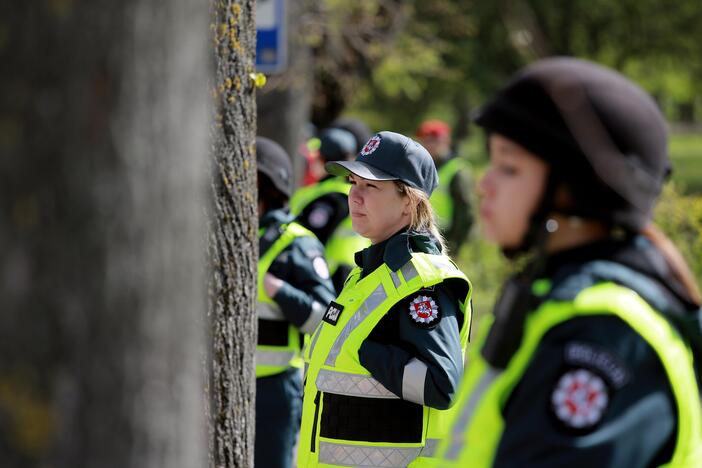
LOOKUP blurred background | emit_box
[2,2,701,465]
[257,0,702,318]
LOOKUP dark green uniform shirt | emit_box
[355,228,468,410]
[493,236,700,467]
[259,209,336,330]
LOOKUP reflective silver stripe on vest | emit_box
[325,283,388,367]
[319,441,422,467]
[401,261,419,283]
[438,255,458,271]
[316,369,398,398]
[402,358,427,405]
[257,302,284,320]
[300,301,326,334]
[256,349,296,367]
[420,438,441,457]
[429,255,458,273]
[445,366,501,460]
[389,270,402,289]
[307,320,324,358]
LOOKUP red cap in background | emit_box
[415,119,451,138]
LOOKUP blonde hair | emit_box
[395,181,447,253]
[641,224,701,306]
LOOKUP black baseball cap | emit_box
[256,136,293,198]
[325,131,439,197]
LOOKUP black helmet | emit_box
[331,117,373,154]
[256,137,293,198]
[319,128,356,162]
[474,57,671,232]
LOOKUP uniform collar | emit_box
[541,235,698,311]
[355,227,442,277]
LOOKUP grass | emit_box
[668,131,702,194]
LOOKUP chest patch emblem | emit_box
[323,301,344,326]
[551,368,609,429]
[408,295,439,325]
[360,135,381,156]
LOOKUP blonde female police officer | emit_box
[297,131,473,467]
[435,58,702,467]
[255,137,336,468]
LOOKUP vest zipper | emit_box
[310,390,321,453]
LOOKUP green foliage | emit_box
[454,237,508,327]
[654,184,702,284]
[669,132,702,193]
[344,0,702,138]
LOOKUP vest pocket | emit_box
[320,392,423,443]
[258,319,289,346]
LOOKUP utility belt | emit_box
[305,368,438,466]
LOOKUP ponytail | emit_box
[641,224,702,306]
[395,182,448,253]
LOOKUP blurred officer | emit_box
[255,137,336,468]
[416,120,474,254]
[301,122,325,186]
[297,131,473,467]
[331,116,373,154]
[436,58,702,467]
[291,128,370,292]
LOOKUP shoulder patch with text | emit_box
[564,341,630,388]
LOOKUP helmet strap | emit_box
[483,175,560,368]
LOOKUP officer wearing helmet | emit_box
[254,137,336,468]
[297,131,473,467]
[435,58,702,467]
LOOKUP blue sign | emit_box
[256,0,287,74]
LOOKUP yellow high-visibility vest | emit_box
[435,280,702,467]
[298,253,472,467]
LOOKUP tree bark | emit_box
[208,1,258,467]
[0,2,209,468]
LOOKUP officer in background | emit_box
[331,116,373,154]
[255,137,336,468]
[436,58,702,467]
[291,128,370,292]
[298,131,473,467]
[416,120,474,254]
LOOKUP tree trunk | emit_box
[256,0,312,185]
[0,2,209,468]
[208,1,258,467]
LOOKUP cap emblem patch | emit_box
[551,368,609,429]
[360,135,381,156]
[408,295,439,324]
